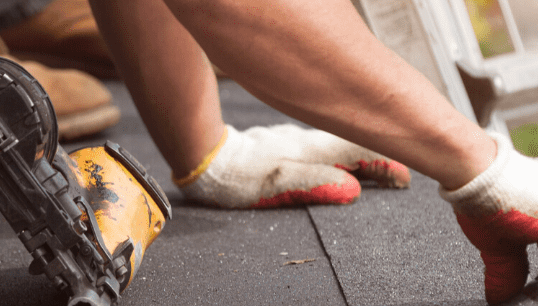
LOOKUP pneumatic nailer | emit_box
[0,57,171,306]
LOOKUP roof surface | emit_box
[2,79,535,305]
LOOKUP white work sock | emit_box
[174,124,410,208]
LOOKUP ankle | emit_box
[440,132,498,191]
[172,126,229,185]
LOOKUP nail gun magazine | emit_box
[0,57,171,306]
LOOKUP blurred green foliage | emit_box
[511,123,538,157]
[465,0,515,58]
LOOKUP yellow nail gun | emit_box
[0,57,171,306]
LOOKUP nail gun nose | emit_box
[68,289,113,306]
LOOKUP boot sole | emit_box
[58,104,121,141]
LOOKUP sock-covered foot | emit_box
[174,124,411,209]
[440,132,538,305]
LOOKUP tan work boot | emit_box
[0,39,121,141]
[0,0,116,78]
[0,0,229,79]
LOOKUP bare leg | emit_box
[88,0,225,178]
[161,0,496,190]
[88,0,414,211]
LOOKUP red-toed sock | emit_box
[440,132,538,305]
[173,124,411,209]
